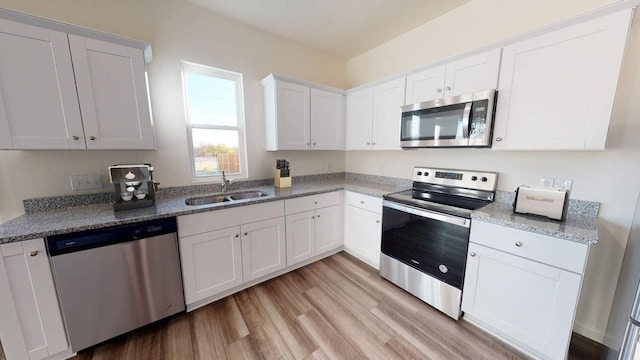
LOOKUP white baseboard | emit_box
[573,321,606,343]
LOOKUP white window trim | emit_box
[181,61,248,182]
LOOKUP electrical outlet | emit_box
[554,178,573,191]
[539,177,554,188]
[70,174,103,191]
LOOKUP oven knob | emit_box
[424,172,429,177]
[481,177,488,182]
[471,176,478,181]
[438,264,449,273]
[417,171,422,176]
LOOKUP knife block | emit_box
[274,169,291,188]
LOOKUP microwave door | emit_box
[400,103,470,147]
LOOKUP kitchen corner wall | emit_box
[346,0,640,344]
[0,0,347,222]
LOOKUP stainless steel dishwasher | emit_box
[47,217,185,352]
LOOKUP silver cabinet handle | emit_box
[29,250,39,257]
[436,88,442,93]
[446,86,451,91]
[72,135,79,140]
[469,252,476,257]
[495,137,503,142]
[515,242,523,247]
[89,136,96,140]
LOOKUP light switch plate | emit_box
[70,174,103,191]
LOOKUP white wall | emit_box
[345,0,640,343]
[0,0,347,222]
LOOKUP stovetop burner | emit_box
[384,167,498,218]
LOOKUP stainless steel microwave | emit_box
[400,89,497,148]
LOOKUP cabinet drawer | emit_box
[285,191,341,215]
[178,201,284,237]
[469,220,588,274]
[345,191,382,214]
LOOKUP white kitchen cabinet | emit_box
[179,226,243,305]
[492,9,632,151]
[343,191,383,268]
[0,239,70,360]
[241,217,286,282]
[68,35,155,150]
[0,15,154,150]
[285,191,343,266]
[345,78,405,150]
[262,74,345,150]
[405,49,501,104]
[462,220,590,360]
[178,201,285,307]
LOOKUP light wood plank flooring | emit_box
[71,252,604,360]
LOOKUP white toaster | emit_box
[513,186,569,221]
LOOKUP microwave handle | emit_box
[462,102,472,139]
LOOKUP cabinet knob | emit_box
[376,220,381,224]
[312,216,315,219]
[446,86,451,91]
[515,242,523,247]
[372,142,376,145]
[235,234,239,238]
[313,142,316,145]
[72,135,79,140]
[29,250,39,257]
[244,232,248,236]
[317,215,321,218]
[89,136,96,141]
[495,137,503,142]
[360,200,365,204]
[367,142,371,145]
[469,252,476,257]
[436,88,442,93]
[307,142,310,145]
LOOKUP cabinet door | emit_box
[372,78,405,150]
[179,226,243,305]
[274,80,310,150]
[0,239,69,360]
[344,205,382,269]
[462,242,581,360]
[241,217,286,282]
[492,9,631,150]
[310,88,345,150]
[315,205,343,255]
[405,65,446,104]
[286,210,315,266]
[345,87,374,150]
[69,35,155,150]
[445,49,501,97]
[0,19,84,150]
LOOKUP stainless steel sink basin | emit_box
[228,190,268,201]
[184,195,231,206]
[184,190,268,206]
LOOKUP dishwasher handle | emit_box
[47,217,177,256]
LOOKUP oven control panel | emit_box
[413,167,498,191]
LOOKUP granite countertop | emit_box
[0,173,600,246]
[0,176,405,244]
[472,201,599,245]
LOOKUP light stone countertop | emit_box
[0,173,599,246]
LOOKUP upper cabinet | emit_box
[492,9,632,151]
[346,77,405,150]
[0,12,154,150]
[262,74,345,151]
[405,49,501,104]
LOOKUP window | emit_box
[182,62,247,180]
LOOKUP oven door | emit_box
[381,200,470,289]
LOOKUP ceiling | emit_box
[188,0,470,59]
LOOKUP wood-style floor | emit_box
[71,252,605,360]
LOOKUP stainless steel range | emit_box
[380,167,498,320]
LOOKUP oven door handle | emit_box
[383,200,471,228]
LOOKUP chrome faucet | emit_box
[221,171,232,192]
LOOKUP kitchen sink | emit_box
[228,190,268,201]
[184,190,268,206]
[184,195,231,206]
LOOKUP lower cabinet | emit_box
[241,217,286,282]
[285,191,343,267]
[462,220,589,360]
[0,239,70,360]
[343,191,383,269]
